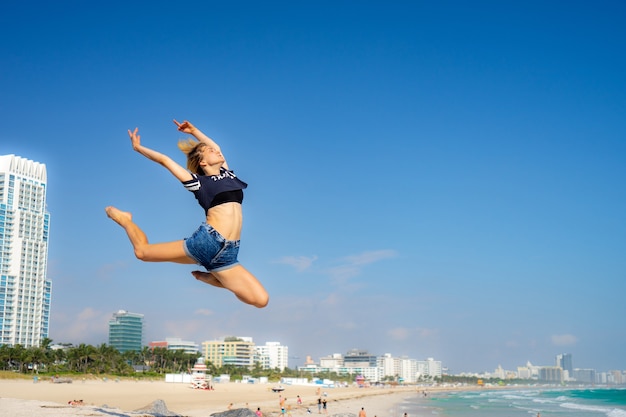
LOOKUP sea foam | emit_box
[560,402,626,417]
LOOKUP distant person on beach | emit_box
[256,408,263,417]
[359,407,366,417]
[106,120,269,308]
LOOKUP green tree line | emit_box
[0,338,201,377]
[0,338,356,382]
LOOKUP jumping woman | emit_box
[105,119,269,308]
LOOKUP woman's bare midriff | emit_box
[205,202,244,241]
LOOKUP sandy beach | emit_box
[0,377,423,417]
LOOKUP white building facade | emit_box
[165,337,199,354]
[0,155,51,347]
[417,357,443,379]
[379,353,397,379]
[399,357,418,383]
[149,337,199,355]
[255,341,289,371]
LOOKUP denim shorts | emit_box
[183,223,240,272]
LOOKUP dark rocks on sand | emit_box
[211,409,256,417]
[133,399,182,417]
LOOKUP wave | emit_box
[503,394,536,400]
[561,402,626,417]
[533,398,562,404]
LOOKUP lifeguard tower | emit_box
[190,357,211,389]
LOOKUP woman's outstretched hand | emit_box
[128,127,141,151]
[173,119,196,134]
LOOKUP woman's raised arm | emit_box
[128,127,193,182]
[173,119,229,170]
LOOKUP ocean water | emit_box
[388,388,626,417]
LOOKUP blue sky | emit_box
[1,1,625,374]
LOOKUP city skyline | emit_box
[136,332,623,383]
[134,326,620,376]
[60,326,617,382]
[1,1,624,374]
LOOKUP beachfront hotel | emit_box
[0,154,51,348]
[149,337,200,355]
[108,310,144,353]
[255,341,289,371]
[201,336,256,368]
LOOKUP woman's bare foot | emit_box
[105,206,132,226]
[192,270,224,288]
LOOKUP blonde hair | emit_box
[177,138,206,175]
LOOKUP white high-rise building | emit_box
[255,341,289,371]
[379,353,397,379]
[399,357,418,383]
[417,357,443,379]
[0,155,51,347]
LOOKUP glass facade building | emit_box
[0,155,51,347]
[108,310,144,353]
[556,353,573,376]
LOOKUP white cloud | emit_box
[505,340,520,348]
[51,307,109,344]
[388,326,438,342]
[415,327,439,338]
[195,308,213,316]
[97,261,129,280]
[328,249,398,284]
[327,265,360,282]
[274,255,318,272]
[551,334,578,346]
[77,307,100,320]
[388,327,410,341]
[322,293,341,306]
[161,319,208,340]
[342,250,397,266]
[336,321,357,330]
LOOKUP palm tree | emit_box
[0,344,11,370]
[139,346,152,369]
[11,344,27,373]
[39,337,53,350]
[67,344,96,373]
[93,344,120,374]
[250,361,264,378]
[25,346,47,373]
[50,346,67,373]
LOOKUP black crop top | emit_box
[182,168,248,214]
[210,189,244,208]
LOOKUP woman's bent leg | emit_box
[105,206,196,264]
[211,265,269,308]
[192,271,224,288]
